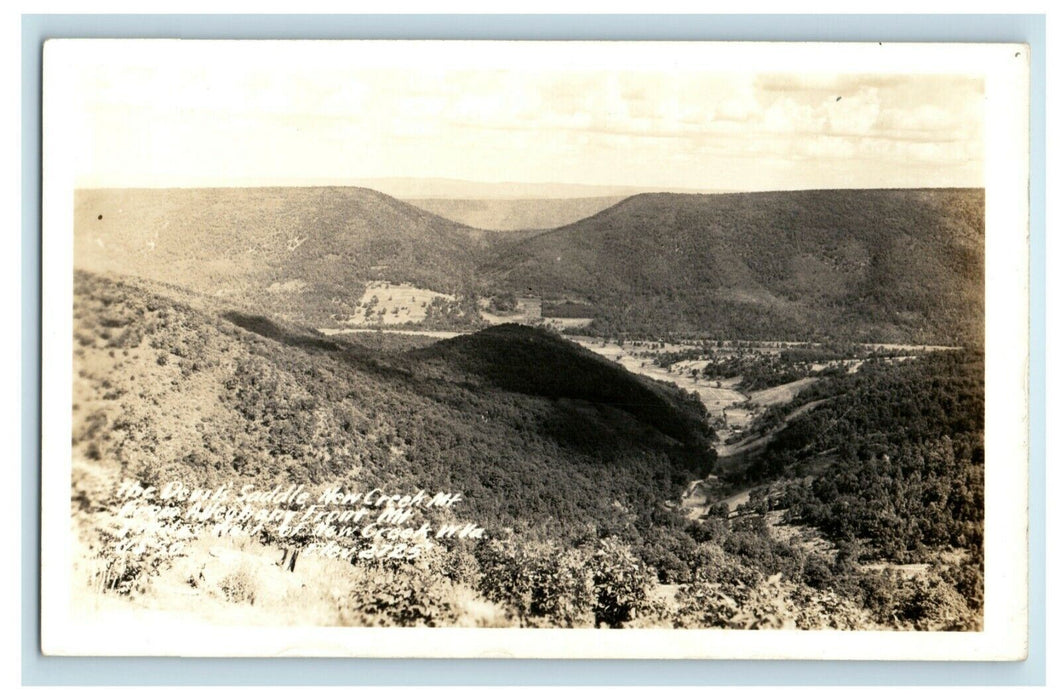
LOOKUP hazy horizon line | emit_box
[72,179,985,198]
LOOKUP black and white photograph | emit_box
[40,40,1029,659]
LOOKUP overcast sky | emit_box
[65,43,984,193]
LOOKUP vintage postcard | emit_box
[40,40,1029,659]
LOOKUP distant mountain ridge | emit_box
[351,177,713,200]
[74,186,984,344]
[408,196,627,232]
[75,186,490,325]
[483,188,985,345]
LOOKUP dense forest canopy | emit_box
[73,272,713,541]
[486,188,984,345]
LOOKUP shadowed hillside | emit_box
[411,324,714,472]
[75,187,489,326]
[484,189,984,345]
[73,271,714,537]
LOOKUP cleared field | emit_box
[670,359,713,373]
[571,339,756,433]
[341,282,454,326]
[479,296,543,326]
[479,309,535,325]
[748,377,818,407]
[541,317,594,330]
[693,385,747,414]
[720,406,755,430]
[569,337,704,354]
[574,342,691,387]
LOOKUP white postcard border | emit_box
[40,39,1030,660]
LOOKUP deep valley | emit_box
[69,185,986,631]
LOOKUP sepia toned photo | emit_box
[41,40,1029,659]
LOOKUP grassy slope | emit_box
[485,189,984,344]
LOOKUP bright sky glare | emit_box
[60,41,984,193]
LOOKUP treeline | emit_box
[653,343,880,392]
[582,299,828,344]
[541,300,595,318]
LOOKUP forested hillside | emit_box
[72,271,712,540]
[75,187,489,326]
[720,350,985,620]
[412,324,715,472]
[72,272,985,631]
[485,189,984,345]
[75,187,984,346]
[742,351,984,556]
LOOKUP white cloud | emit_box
[70,56,984,191]
[826,87,881,135]
[714,89,760,123]
[763,97,826,134]
[796,135,859,160]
